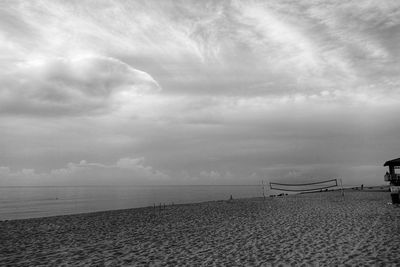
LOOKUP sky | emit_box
[1,0,400,187]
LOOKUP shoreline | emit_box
[1,196,266,223]
[1,186,390,222]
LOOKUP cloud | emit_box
[50,157,169,182]
[0,0,399,187]
[0,157,169,186]
[115,157,168,179]
[2,0,400,100]
[0,56,161,116]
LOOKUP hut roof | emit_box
[384,157,400,167]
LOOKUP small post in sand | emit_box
[262,180,266,201]
[340,178,344,197]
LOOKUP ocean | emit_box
[0,185,268,220]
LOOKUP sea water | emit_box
[0,185,267,220]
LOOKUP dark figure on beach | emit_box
[361,184,364,190]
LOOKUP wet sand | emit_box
[1,190,400,266]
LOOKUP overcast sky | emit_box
[1,0,400,186]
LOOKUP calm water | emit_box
[0,185,268,220]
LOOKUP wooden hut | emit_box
[384,157,400,204]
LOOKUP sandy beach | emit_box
[1,190,400,266]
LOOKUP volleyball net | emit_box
[269,178,338,192]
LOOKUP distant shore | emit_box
[1,190,399,265]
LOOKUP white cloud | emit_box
[50,157,169,181]
[0,56,161,116]
[0,157,169,186]
[115,157,168,179]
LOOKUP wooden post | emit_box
[340,178,344,197]
[262,180,266,201]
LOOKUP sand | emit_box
[1,190,400,266]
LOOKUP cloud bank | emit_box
[0,157,168,186]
